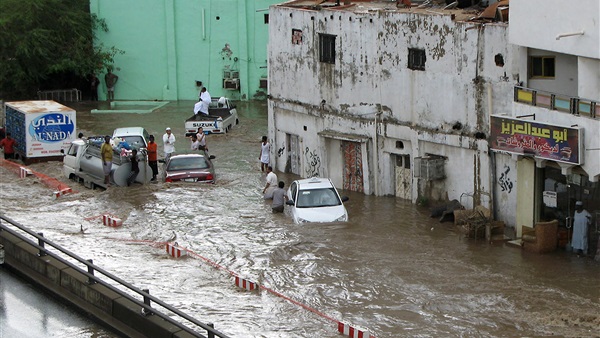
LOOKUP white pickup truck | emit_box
[184,97,239,136]
[62,127,152,189]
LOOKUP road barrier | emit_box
[166,242,186,258]
[102,214,123,227]
[117,236,377,337]
[0,214,231,338]
[1,160,75,196]
[19,167,32,178]
[54,187,73,198]
[234,276,258,291]
[338,322,371,338]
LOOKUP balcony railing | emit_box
[514,86,598,119]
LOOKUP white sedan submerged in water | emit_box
[286,177,349,223]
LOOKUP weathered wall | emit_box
[510,0,600,59]
[268,6,517,206]
[493,152,518,228]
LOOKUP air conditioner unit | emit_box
[414,156,446,181]
[259,78,268,89]
[223,78,240,90]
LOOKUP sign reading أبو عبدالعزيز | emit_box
[490,116,581,165]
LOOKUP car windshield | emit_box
[296,188,341,208]
[118,135,145,149]
[167,157,209,171]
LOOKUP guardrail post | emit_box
[207,323,215,338]
[37,232,47,257]
[87,259,97,285]
[141,288,153,316]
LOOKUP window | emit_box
[530,56,555,78]
[264,14,269,24]
[408,48,426,71]
[292,29,303,45]
[319,34,336,64]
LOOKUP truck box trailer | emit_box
[3,100,76,164]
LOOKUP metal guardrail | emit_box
[37,88,82,102]
[514,86,598,119]
[0,214,231,338]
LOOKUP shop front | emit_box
[490,116,599,255]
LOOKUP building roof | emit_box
[277,0,509,23]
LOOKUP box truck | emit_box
[3,100,76,164]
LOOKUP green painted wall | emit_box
[90,0,275,101]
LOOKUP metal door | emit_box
[342,141,363,192]
[288,134,300,175]
[394,154,411,200]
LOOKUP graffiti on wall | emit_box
[304,147,320,177]
[277,144,285,157]
[498,165,513,193]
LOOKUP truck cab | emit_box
[62,139,86,184]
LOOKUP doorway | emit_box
[394,154,411,200]
[341,141,363,192]
[287,134,301,175]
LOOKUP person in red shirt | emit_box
[0,132,17,160]
[147,135,158,181]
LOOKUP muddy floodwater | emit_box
[1,100,599,338]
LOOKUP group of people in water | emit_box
[259,135,288,213]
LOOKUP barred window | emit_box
[319,34,336,64]
[408,48,426,71]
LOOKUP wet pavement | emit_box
[0,266,116,338]
[0,100,599,337]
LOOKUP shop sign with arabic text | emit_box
[490,116,581,165]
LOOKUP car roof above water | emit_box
[170,153,208,158]
[296,177,334,190]
[113,127,146,137]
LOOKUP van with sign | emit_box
[3,100,76,164]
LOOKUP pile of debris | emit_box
[454,206,506,241]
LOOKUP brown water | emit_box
[1,100,599,338]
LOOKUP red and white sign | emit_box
[102,214,122,227]
[53,188,72,198]
[338,322,372,338]
[166,242,186,258]
[19,167,32,178]
[234,276,258,291]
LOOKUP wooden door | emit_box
[342,141,363,192]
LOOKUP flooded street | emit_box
[1,100,599,337]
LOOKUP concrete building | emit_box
[267,0,599,236]
[90,0,280,101]
[502,0,599,237]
